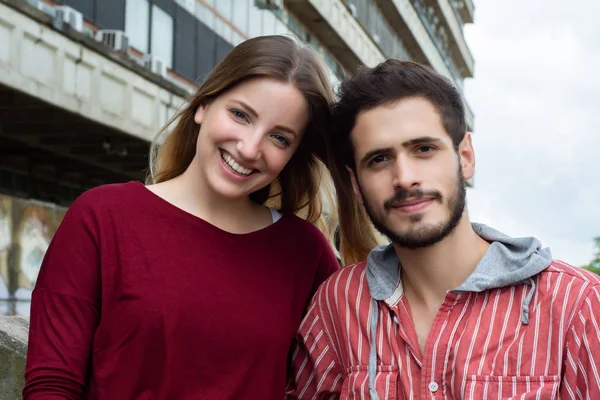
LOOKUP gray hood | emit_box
[364,223,552,400]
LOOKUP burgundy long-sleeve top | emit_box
[23,181,339,399]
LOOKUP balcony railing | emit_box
[409,0,463,87]
[438,0,474,76]
[284,11,348,83]
[341,0,413,62]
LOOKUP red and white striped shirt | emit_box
[286,260,600,399]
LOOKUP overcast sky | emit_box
[464,0,600,266]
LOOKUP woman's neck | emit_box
[148,163,273,234]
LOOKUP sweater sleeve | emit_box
[560,284,600,399]
[23,194,102,399]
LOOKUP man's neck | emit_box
[394,215,490,309]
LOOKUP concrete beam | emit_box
[286,0,385,72]
[436,0,474,77]
[376,0,454,83]
[376,0,474,130]
[459,0,474,24]
[0,1,186,144]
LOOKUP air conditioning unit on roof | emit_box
[255,0,283,11]
[144,55,167,78]
[54,5,83,32]
[348,3,358,18]
[95,30,130,52]
[32,0,56,17]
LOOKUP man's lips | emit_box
[390,197,435,208]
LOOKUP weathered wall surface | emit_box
[0,194,66,317]
[0,316,29,400]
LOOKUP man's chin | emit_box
[377,220,451,247]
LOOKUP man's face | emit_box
[349,97,475,249]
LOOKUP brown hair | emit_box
[147,35,336,238]
[329,60,467,264]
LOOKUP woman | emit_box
[23,35,339,399]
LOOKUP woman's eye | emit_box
[272,135,290,147]
[231,110,248,121]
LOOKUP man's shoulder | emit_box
[543,260,600,286]
[306,262,371,327]
[313,261,369,300]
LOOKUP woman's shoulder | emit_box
[279,214,334,249]
[281,213,322,234]
[68,181,144,215]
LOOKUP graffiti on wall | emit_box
[0,194,66,316]
[0,197,12,316]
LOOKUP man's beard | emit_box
[360,166,467,249]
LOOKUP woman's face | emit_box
[193,77,309,202]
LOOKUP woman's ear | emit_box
[194,104,207,125]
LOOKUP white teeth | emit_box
[221,151,253,176]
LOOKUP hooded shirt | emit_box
[287,224,600,399]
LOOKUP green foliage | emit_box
[581,236,600,274]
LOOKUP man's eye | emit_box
[417,145,435,153]
[370,155,388,164]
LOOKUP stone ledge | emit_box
[0,316,29,400]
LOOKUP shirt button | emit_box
[428,381,439,392]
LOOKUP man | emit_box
[286,60,600,399]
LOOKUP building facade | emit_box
[0,0,475,315]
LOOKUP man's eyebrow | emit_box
[402,137,442,147]
[358,137,443,167]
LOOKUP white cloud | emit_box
[464,0,600,266]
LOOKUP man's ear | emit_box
[458,132,475,181]
[346,166,364,206]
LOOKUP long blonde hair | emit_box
[147,35,337,243]
[326,152,381,265]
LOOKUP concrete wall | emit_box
[0,194,66,317]
[0,316,28,400]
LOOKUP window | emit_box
[215,0,233,21]
[275,19,288,36]
[248,4,263,37]
[232,0,249,36]
[231,31,245,46]
[196,1,214,29]
[151,5,174,68]
[214,19,227,42]
[262,10,276,35]
[125,0,149,53]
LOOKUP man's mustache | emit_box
[384,188,442,210]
